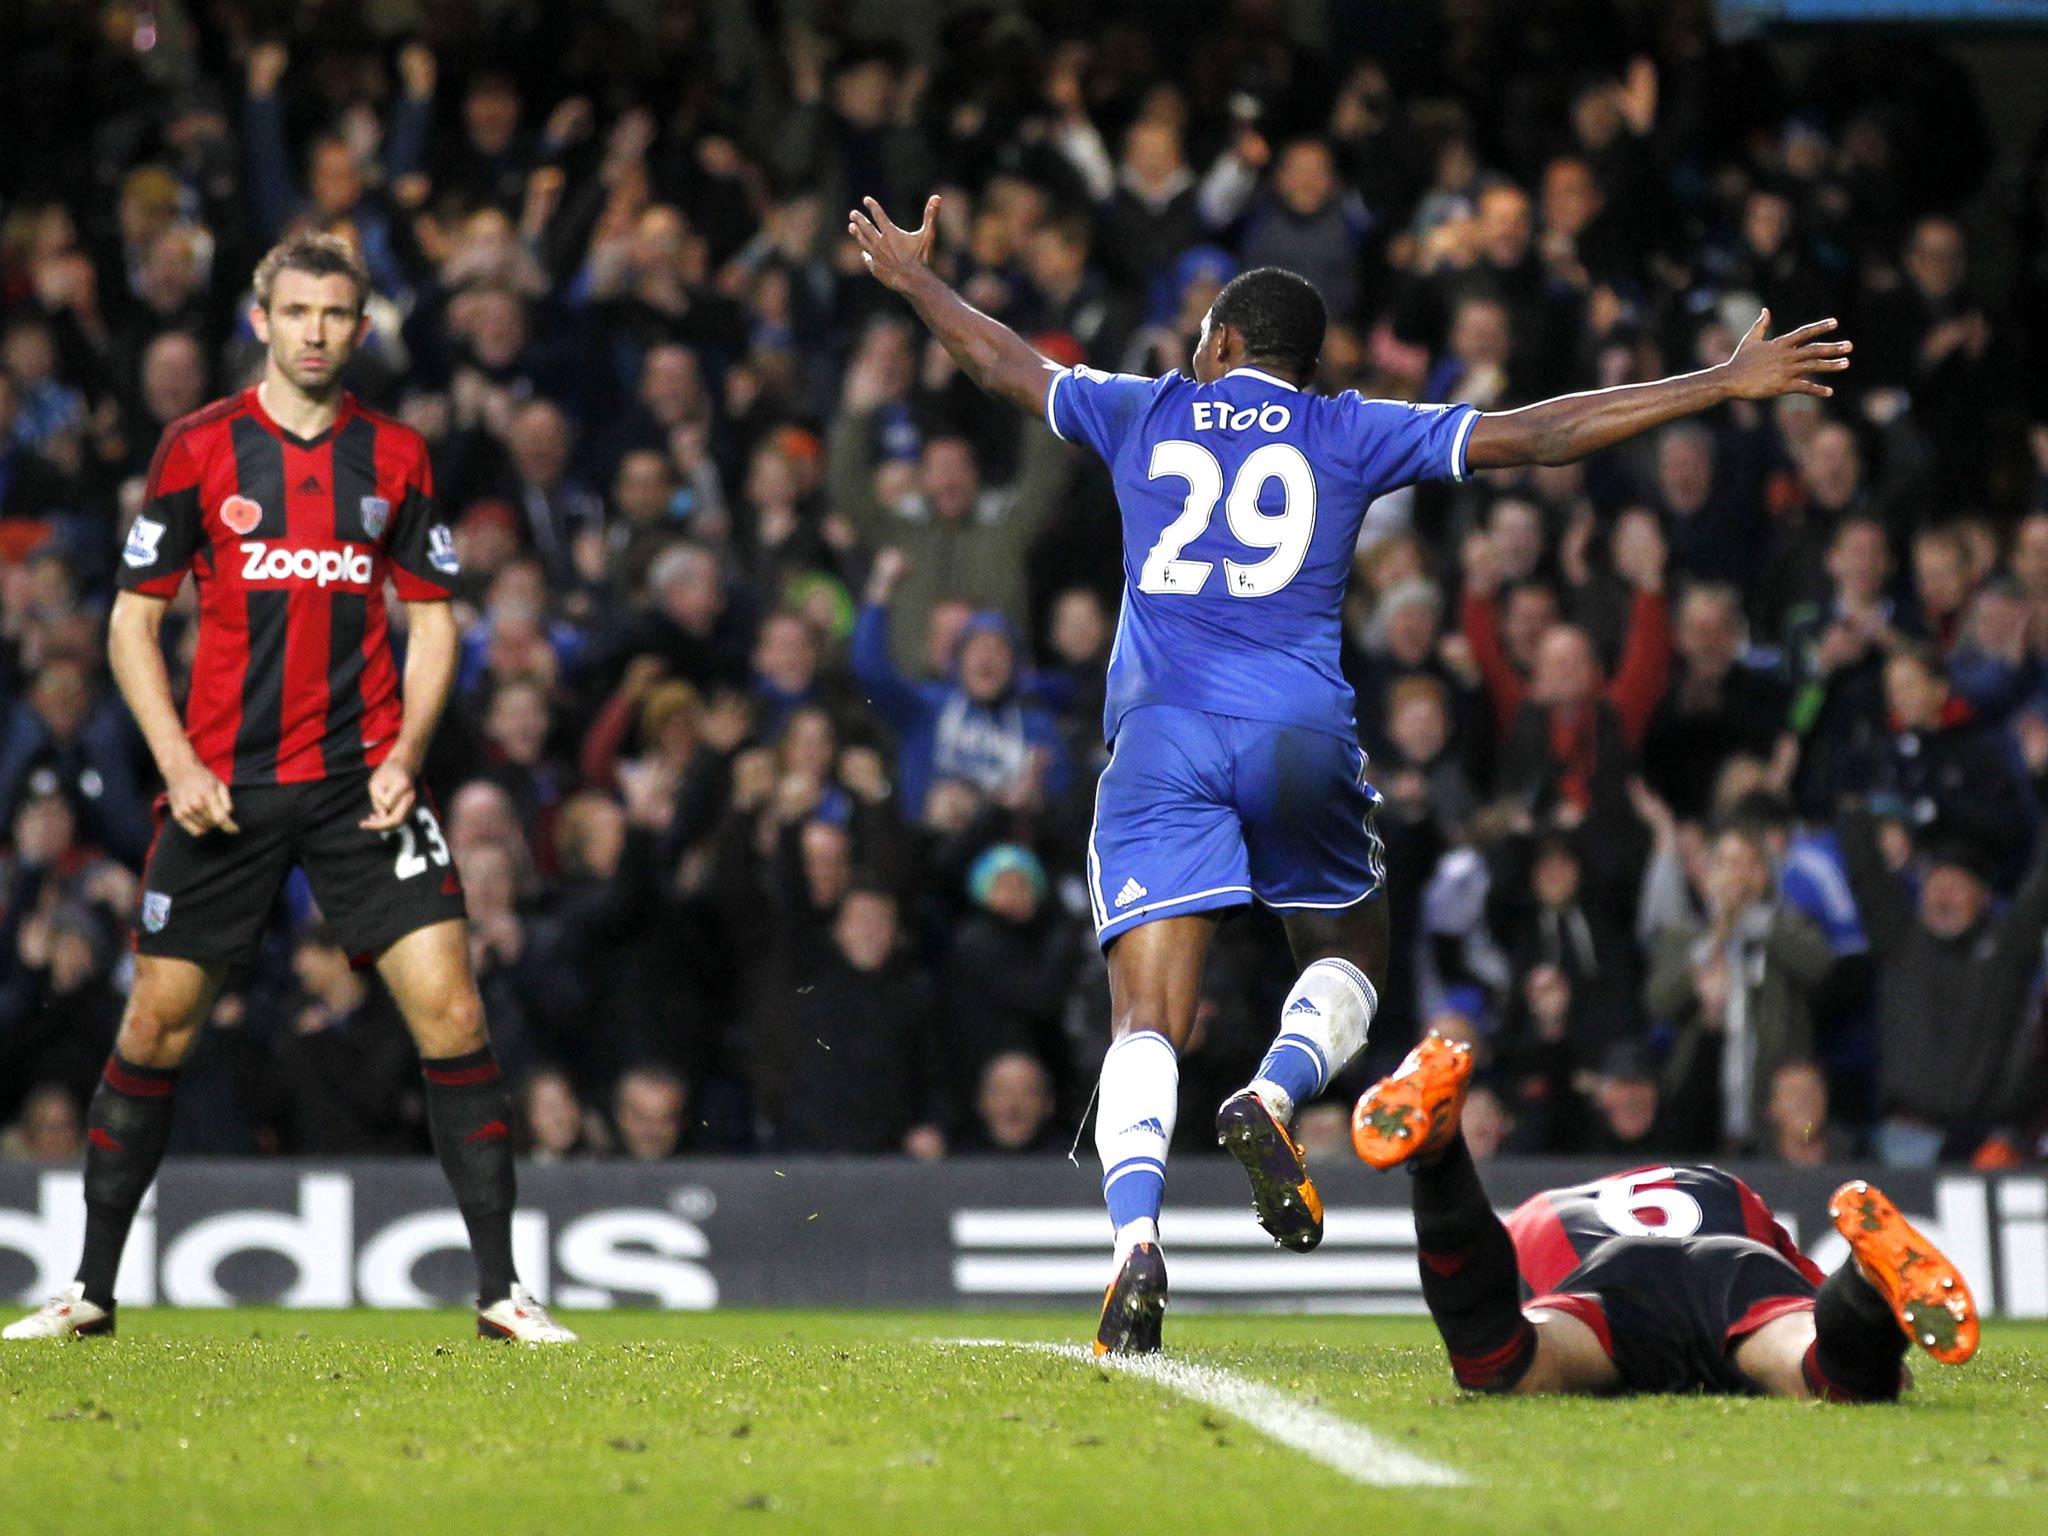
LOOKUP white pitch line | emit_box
[945,1339,1467,1488]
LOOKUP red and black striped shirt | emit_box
[1504,1164,1826,1296]
[118,387,459,786]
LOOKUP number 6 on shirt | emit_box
[1139,438,1319,598]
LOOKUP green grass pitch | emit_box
[3,1311,2045,1535]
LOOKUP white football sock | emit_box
[1249,956,1378,1123]
[1095,1030,1178,1264]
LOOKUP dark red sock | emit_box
[422,1048,518,1304]
[77,1054,180,1309]
[1411,1132,1536,1392]
[1803,1263,1906,1403]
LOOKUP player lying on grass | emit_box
[1352,1035,1977,1398]
[5,234,570,1345]
[848,193,1852,1356]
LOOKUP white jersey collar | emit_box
[1224,366,1301,392]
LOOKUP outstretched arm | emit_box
[848,195,1061,419]
[1465,310,1851,470]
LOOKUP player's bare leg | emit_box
[1730,1312,1828,1398]
[1218,899,1391,1253]
[1513,1309,1624,1394]
[1092,913,1218,1354]
[378,919,572,1343]
[6,956,224,1340]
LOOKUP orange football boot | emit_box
[1829,1180,1979,1365]
[1350,1034,1474,1170]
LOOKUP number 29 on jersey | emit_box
[1139,439,1318,600]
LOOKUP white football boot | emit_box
[476,1282,577,1343]
[4,1282,115,1340]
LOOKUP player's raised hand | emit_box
[360,758,417,832]
[1720,309,1852,401]
[167,760,238,836]
[848,195,940,292]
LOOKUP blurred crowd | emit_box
[5,0,2048,1170]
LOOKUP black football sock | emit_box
[1802,1262,1908,1403]
[422,1048,519,1305]
[1410,1130,1536,1392]
[77,1054,181,1310]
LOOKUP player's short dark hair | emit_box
[253,232,372,314]
[1209,266,1326,377]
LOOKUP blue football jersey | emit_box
[1046,365,1478,743]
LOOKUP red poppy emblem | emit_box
[220,495,263,535]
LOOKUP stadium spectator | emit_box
[1459,1081,1515,1161]
[1645,825,1835,1153]
[0,655,152,864]
[1874,640,2037,886]
[1639,584,1788,821]
[1764,1060,1847,1167]
[940,844,1079,1124]
[964,1051,1063,1155]
[1841,811,2048,1166]
[0,1082,85,1163]
[517,1069,607,1161]
[828,327,1070,674]
[754,883,947,1158]
[270,925,423,1156]
[853,550,1071,816]
[611,1064,687,1161]
[0,897,122,1124]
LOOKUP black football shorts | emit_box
[135,769,467,967]
[1529,1234,1819,1395]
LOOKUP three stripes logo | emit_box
[950,1207,1429,1306]
[1286,998,1322,1018]
[1114,878,1148,910]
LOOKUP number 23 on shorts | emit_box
[383,803,452,880]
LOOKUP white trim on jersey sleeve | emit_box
[1449,406,1480,482]
[1044,367,1072,441]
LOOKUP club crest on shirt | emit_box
[141,891,172,933]
[427,523,460,575]
[219,494,263,536]
[360,496,390,538]
[123,516,166,568]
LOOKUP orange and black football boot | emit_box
[1829,1180,1979,1365]
[1350,1034,1474,1170]
[1216,1089,1325,1252]
[1093,1243,1167,1356]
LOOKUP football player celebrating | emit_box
[1352,1035,1976,1399]
[5,235,572,1344]
[848,192,1849,1354]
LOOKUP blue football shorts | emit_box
[1086,705,1386,948]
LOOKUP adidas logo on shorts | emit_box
[1114,877,1148,910]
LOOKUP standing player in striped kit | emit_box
[4,235,572,1344]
